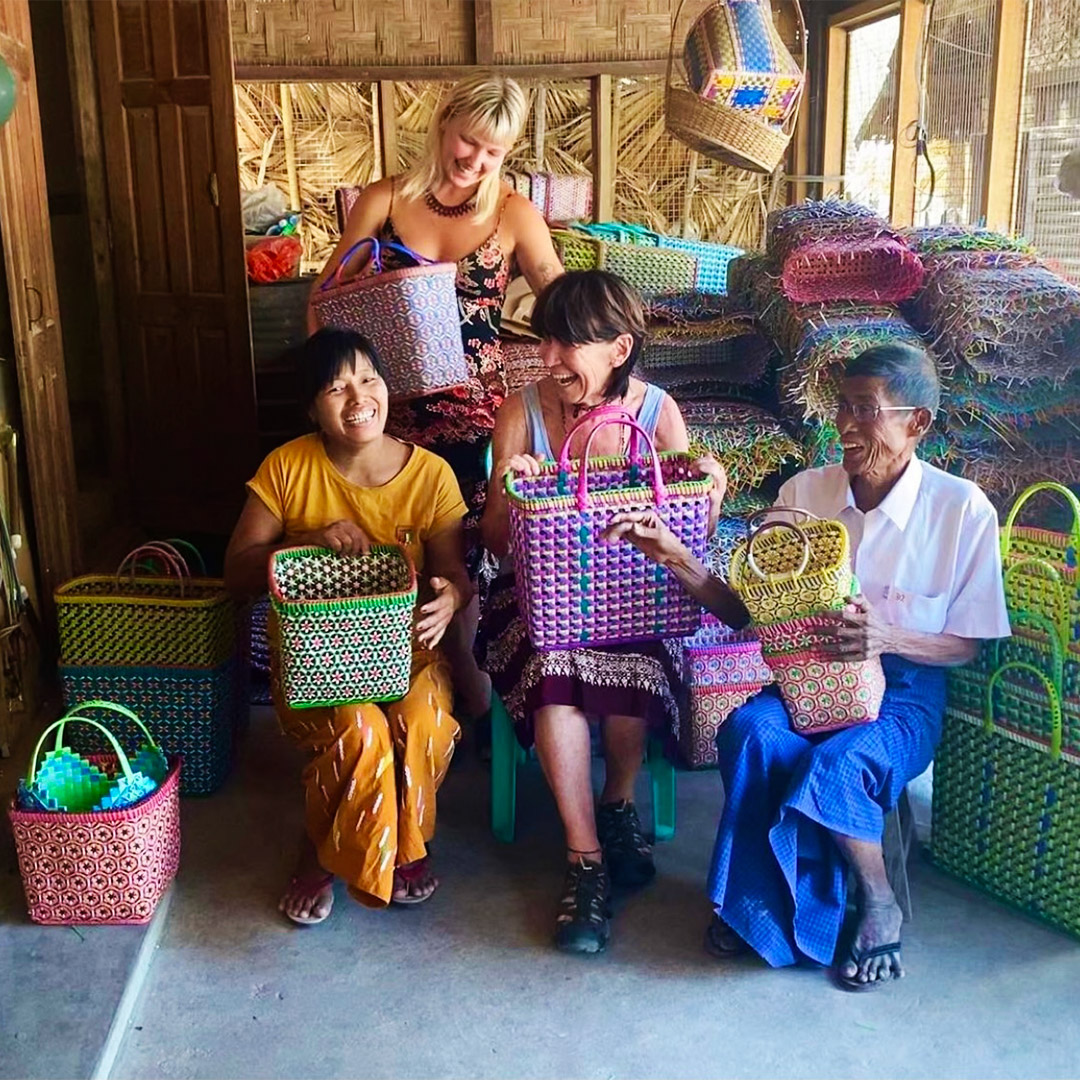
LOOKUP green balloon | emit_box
[0,57,16,129]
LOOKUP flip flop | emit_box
[391,857,438,906]
[834,941,902,992]
[703,914,750,960]
[281,872,335,926]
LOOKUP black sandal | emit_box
[703,913,749,959]
[554,858,611,955]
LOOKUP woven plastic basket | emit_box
[729,510,853,624]
[61,660,240,796]
[506,410,712,649]
[311,237,468,401]
[8,732,181,925]
[543,173,593,223]
[665,0,805,173]
[765,647,885,734]
[55,545,235,668]
[269,544,417,708]
[551,230,601,272]
[932,661,1080,940]
[681,616,772,767]
[1001,482,1080,653]
[683,0,804,119]
[779,236,925,304]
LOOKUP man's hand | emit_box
[602,509,687,567]
[814,596,894,661]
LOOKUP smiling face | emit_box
[309,351,388,450]
[439,115,510,191]
[540,334,634,407]
[836,374,928,482]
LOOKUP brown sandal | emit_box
[391,858,438,906]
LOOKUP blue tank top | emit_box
[521,381,668,460]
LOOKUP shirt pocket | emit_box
[884,587,949,634]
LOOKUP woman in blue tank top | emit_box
[480,271,724,956]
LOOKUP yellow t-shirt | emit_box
[247,434,467,576]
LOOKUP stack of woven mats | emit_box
[765,200,925,304]
[903,225,1080,503]
[727,251,947,471]
[641,293,772,400]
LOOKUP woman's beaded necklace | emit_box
[424,189,476,218]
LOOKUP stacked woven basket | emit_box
[934,482,1080,939]
[54,542,241,797]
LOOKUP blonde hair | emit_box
[399,73,528,223]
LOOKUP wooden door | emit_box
[93,0,256,534]
[0,0,81,628]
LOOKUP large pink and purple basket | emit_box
[506,412,712,650]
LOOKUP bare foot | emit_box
[838,896,904,988]
[279,836,334,925]
[391,857,439,905]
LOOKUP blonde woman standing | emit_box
[309,73,563,721]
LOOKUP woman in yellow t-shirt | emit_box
[225,328,471,924]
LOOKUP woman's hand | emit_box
[496,452,545,481]
[602,509,687,567]
[696,454,727,529]
[306,520,372,556]
[814,596,894,661]
[415,576,461,649]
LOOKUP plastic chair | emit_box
[489,691,677,844]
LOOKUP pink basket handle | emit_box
[116,542,190,595]
[324,236,438,289]
[561,413,667,513]
[558,405,645,466]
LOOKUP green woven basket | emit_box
[932,658,1080,940]
[1001,481,1080,654]
[269,544,417,709]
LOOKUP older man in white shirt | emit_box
[605,342,1010,992]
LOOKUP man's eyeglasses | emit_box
[835,401,918,423]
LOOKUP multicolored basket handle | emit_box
[746,506,821,531]
[28,712,144,789]
[54,700,163,756]
[986,661,1063,761]
[163,538,207,576]
[325,236,440,288]
[558,412,668,513]
[116,542,191,595]
[1001,480,1080,563]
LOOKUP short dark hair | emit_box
[530,270,646,400]
[845,342,940,415]
[296,327,386,413]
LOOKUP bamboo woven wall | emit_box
[230,0,694,68]
[230,0,473,67]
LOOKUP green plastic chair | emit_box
[489,691,677,844]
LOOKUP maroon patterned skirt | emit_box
[479,573,688,749]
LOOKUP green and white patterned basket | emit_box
[269,545,417,709]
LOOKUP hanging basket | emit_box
[665,0,806,174]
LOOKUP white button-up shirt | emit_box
[776,457,1010,639]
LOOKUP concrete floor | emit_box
[5,707,1080,1080]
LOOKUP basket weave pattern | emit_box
[8,756,181,925]
[269,545,417,708]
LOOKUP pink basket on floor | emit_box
[8,754,181,925]
[311,236,468,401]
[506,409,712,649]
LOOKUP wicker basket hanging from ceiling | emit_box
[665,0,806,174]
